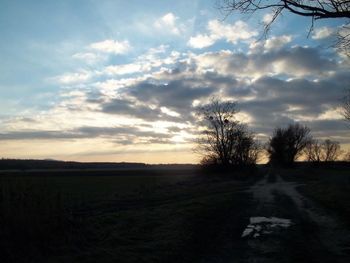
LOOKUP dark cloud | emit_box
[0,126,173,143]
[101,98,181,122]
[234,71,350,139]
[0,131,81,140]
[166,126,182,133]
[127,79,215,112]
[254,46,336,76]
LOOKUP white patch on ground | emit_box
[241,216,292,238]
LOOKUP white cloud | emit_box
[89,39,131,54]
[188,20,258,49]
[249,35,292,54]
[312,27,335,39]
[188,34,215,48]
[102,46,181,77]
[264,35,292,50]
[104,63,143,75]
[208,20,257,43]
[55,70,93,84]
[263,13,274,24]
[154,13,181,35]
[160,107,180,117]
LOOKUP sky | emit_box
[0,0,349,163]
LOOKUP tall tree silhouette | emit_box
[304,139,341,162]
[267,123,311,165]
[343,88,350,122]
[196,99,260,166]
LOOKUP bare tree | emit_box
[343,88,350,122]
[267,123,311,165]
[196,99,261,166]
[196,99,239,165]
[304,139,342,162]
[304,139,323,162]
[217,0,350,52]
[343,150,350,161]
[323,139,342,161]
[230,124,262,165]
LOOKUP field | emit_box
[1,165,350,263]
[0,168,257,263]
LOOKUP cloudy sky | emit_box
[1,0,349,163]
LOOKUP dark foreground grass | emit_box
[0,169,255,263]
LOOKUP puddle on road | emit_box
[241,217,292,238]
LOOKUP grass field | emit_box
[0,168,257,263]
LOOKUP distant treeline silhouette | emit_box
[0,159,200,171]
[0,159,147,170]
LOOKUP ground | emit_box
[241,169,350,262]
[0,165,350,262]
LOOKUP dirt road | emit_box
[240,171,350,262]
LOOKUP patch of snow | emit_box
[241,228,254,237]
[241,216,292,238]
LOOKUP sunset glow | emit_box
[1,0,349,163]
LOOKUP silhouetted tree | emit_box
[217,0,350,53]
[267,123,311,165]
[304,139,341,162]
[230,124,262,165]
[304,139,323,162]
[343,150,350,161]
[343,88,350,122]
[323,139,342,161]
[196,99,261,166]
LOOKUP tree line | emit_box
[196,99,348,167]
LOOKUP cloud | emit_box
[263,13,274,24]
[188,20,258,49]
[232,73,350,139]
[4,39,350,153]
[101,98,169,121]
[126,79,216,112]
[0,125,173,143]
[54,70,93,85]
[154,13,181,35]
[101,45,181,77]
[193,46,336,78]
[264,35,292,51]
[312,27,335,39]
[188,34,216,49]
[249,35,292,55]
[208,20,257,44]
[89,39,131,54]
[104,63,144,75]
